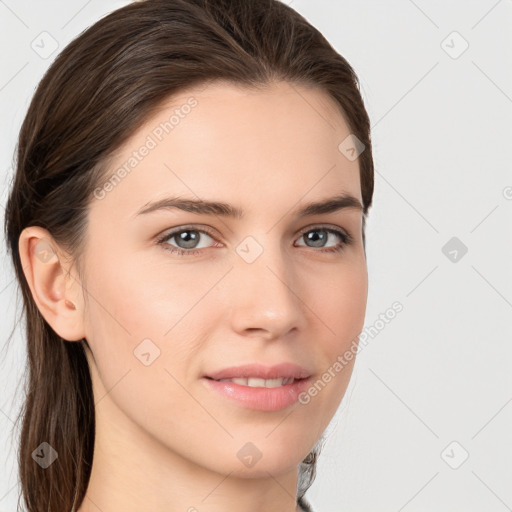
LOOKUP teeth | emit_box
[217,377,295,387]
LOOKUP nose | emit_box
[226,239,306,340]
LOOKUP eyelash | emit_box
[156,224,353,257]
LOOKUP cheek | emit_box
[82,253,220,382]
[312,261,368,344]
[86,249,203,332]
[287,262,367,418]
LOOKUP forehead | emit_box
[90,80,362,224]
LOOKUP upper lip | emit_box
[205,362,312,380]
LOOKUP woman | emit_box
[4,0,374,510]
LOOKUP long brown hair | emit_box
[3,0,374,510]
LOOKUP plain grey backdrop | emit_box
[1,1,511,511]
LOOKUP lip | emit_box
[202,375,313,411]
[204,362,311,380]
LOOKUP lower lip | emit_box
[202,377,312,411]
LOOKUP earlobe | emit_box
[18,226,85,342]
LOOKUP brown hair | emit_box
[3,0,374,510]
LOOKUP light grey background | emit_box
[1,1,511,511]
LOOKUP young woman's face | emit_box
[80,80,367,477]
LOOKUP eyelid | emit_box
[156,224,219,245]
[296,223,351,240]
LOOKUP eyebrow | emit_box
[133,193,363,220]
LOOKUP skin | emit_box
[19,80,368,512]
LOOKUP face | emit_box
[76,80,368,476]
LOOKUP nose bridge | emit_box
[228,234,304,337]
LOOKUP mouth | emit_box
[204,376,305,388]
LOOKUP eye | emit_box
[156,225,218,256]
[295,226,352,253]
[156,225,353,256]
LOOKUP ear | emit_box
[18,226,86,342]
